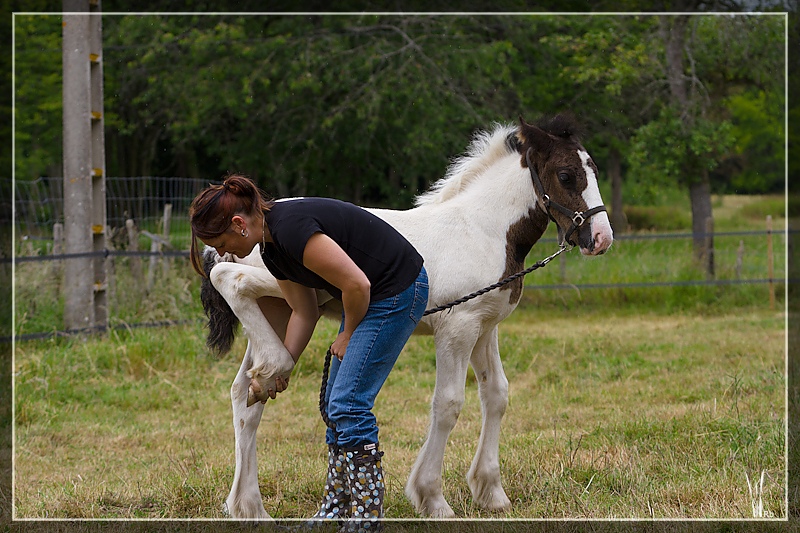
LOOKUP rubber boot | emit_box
[341,443,385,532]
[304,444,351,528]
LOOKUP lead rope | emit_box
[318,243,570,431]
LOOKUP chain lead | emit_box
[421,243,570,317]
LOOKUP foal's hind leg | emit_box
[406,320,479,518]
[467,326,512,512]
[225,296,292,519]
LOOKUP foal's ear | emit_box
[517,117,552,156]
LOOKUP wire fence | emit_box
[6,177,792,343]
[13,176,212,243]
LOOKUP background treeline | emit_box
[12,2,789,216]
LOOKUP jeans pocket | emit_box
[409,275,429,325]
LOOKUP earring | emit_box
[241,228,248,237]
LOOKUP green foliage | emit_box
[628,106,735,187]
[12,13,785,210]
[98,15,526,205]
[725,89,786,194]
[538,15,659,102]
[13,15,63,180]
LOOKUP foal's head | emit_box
[516,115,613,256]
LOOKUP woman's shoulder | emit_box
[271,197,360,216]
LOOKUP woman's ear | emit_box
[230,215,245,232]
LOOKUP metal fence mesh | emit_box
[14,176,212,241]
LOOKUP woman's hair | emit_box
[189,173,273,277]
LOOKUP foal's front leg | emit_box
[226,341,270,519]
[224,295,292,520]
[211,263,295,405]
[406,318,480,518]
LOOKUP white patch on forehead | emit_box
[578,150,603,209]
[576,148,614,252]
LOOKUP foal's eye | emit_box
[558,171,571,183]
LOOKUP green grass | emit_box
[13,303,786,520]
[13,257,204,337]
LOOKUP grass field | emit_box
[11,194,790,522]
[13,304,786,520]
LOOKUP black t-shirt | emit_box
[260,198,423,301]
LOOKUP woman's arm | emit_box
[302,232,371,359]
[276,279,320,363]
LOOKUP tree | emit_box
[626,11,783,269]
[12,14,63,181]
[100,14,523,206]
[12,10,785,217]
[533,15,662,233]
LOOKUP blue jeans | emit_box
[324,266,428,448]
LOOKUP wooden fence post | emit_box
[143,229,171,293]
[735,240,744,280]
[147,237,159,293]
[106,224,115,317]
[703,217,715,279]
[767,215,775,310]
[52,223,64,284]
[161,203,172,278]
[126,219,143,287]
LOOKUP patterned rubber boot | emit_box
[341,443,385,532]
[304,444,351,528]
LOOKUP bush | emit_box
[739,196,787,220]
[623,205,692,231]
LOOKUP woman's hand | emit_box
[330,332,351,360]
[261,375,290,403]
[249,372,291,406]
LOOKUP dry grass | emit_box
[12,301,786,521]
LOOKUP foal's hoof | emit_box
[246,373,290,406]
[247,378,269,406]
[245,357,294,407]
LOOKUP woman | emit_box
[189,174,428,530]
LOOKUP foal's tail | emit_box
[200,247,239,356]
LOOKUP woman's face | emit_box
[201,214,258,258]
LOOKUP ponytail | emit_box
[189,173,273,277]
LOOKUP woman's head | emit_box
[189,173,273,276]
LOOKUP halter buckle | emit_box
[572,212,586,227]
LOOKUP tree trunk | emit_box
[660,15,690,112]
[608,146,627,233]
[660,12,715,272]
[690,169,713,268]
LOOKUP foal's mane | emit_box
[414,123,519,207]
[413,114,583,207]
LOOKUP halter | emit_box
[525,148,607,248]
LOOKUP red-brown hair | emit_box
[189,173,273,277]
